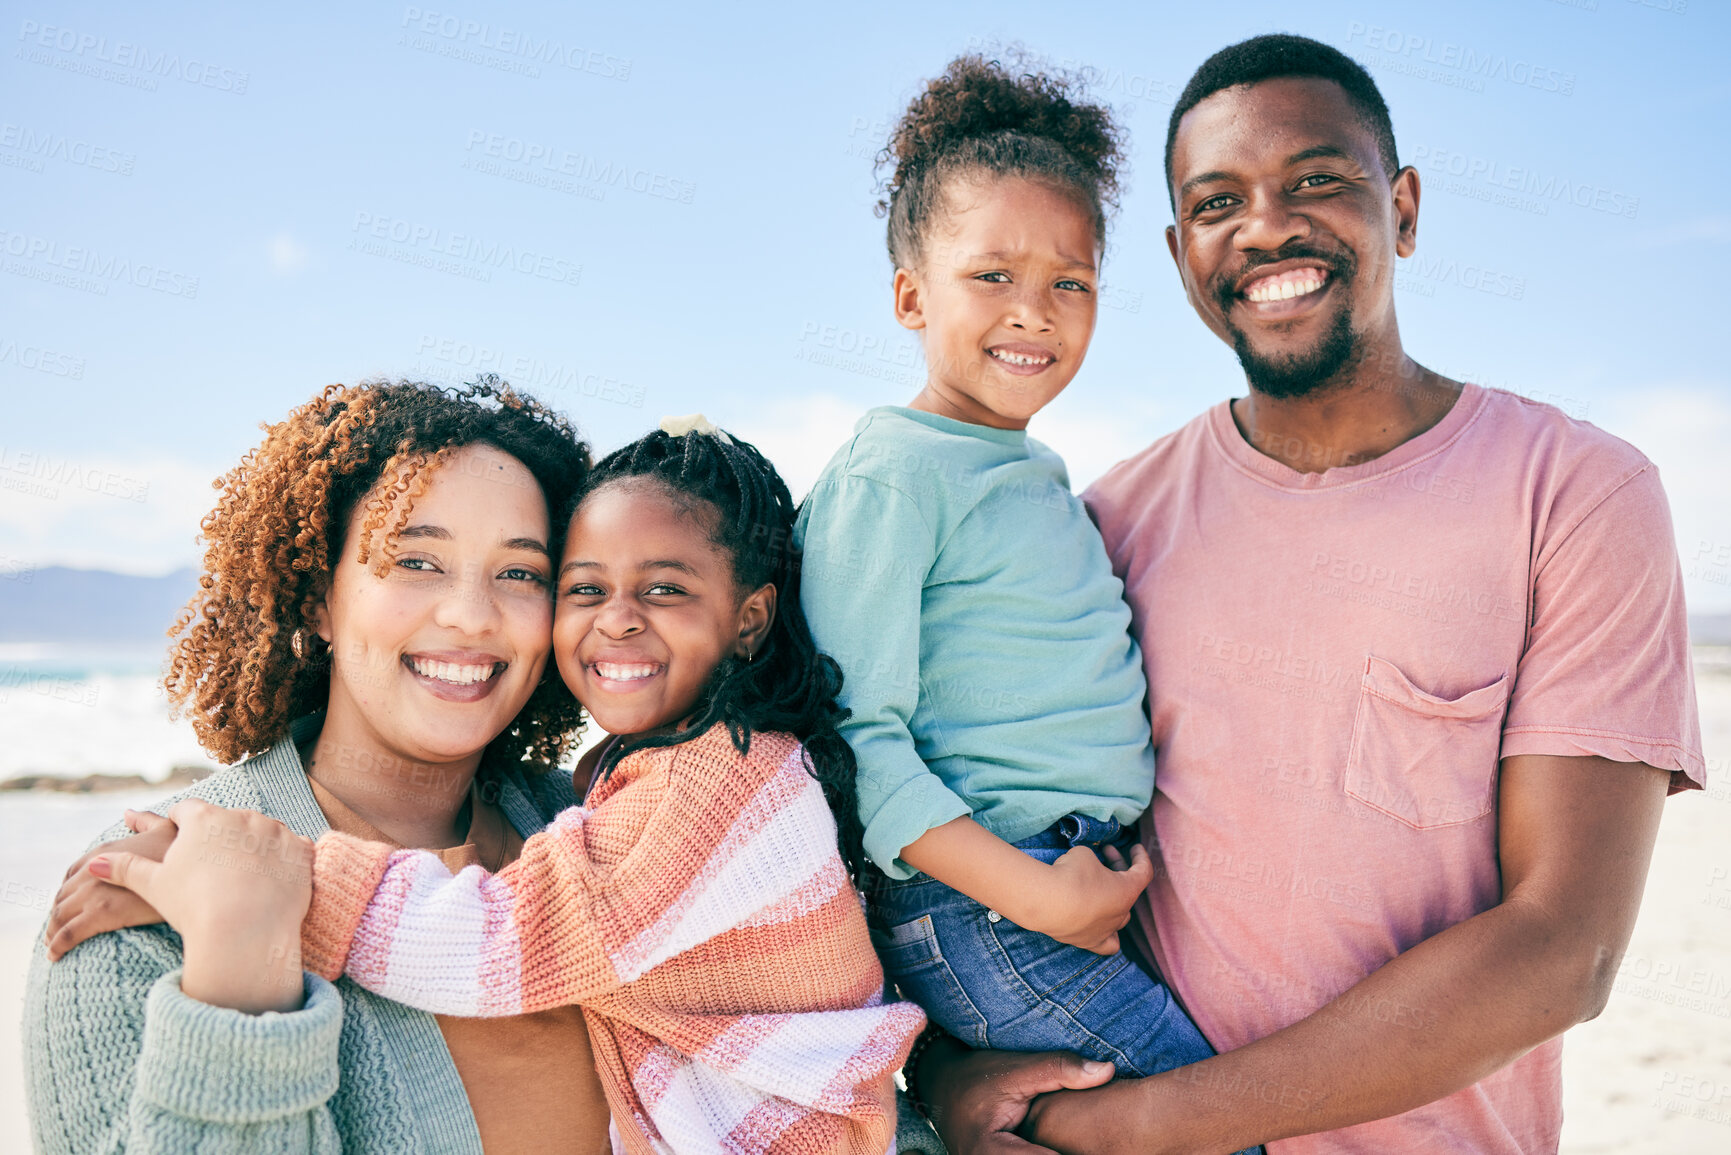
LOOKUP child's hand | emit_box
[88,800,313,1013]
[900,817,1156,957]
[45,808,174,961]
[1022,842,1153,956]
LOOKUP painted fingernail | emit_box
[87,856,112,879]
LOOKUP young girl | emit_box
[93,419,925,1155]
[796,56,1247,1137]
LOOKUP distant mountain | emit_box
[0,566,199,643]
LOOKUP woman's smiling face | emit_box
[311,442,555,765]
[553,479,772,738]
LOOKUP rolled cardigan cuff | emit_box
[136,969,342,1124]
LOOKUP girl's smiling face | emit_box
[894,175,1101,430]
[554,480,774,738]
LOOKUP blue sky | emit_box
[3,0,1728,612]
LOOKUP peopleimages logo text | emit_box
[399,8,630,79]
[0,124,134,175]
[0,446,149,502]
[0,229,199,298]
[349,213,582,287]
[1346,23,1576,95]
[16,20,250,93]
[464,131,696,204]
[1410,146,1639,219]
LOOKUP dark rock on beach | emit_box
[0,764,213,793]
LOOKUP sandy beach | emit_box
[1554,658,1731,1152]
[3,662,1727,1152]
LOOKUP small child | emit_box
[797,55,1243,1117]
[288,422,924,1153]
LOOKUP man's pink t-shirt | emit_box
[1083,384,1704,1154]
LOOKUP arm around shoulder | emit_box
[300,729,805,1016]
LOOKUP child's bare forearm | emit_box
[898,816,1055,925]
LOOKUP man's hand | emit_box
[45,808,175,961]
[916,1036,1114,1155]
[1017,756,1673,1153]
[1014,843,1153,955]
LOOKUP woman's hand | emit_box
[1019,842,1153,955]
[90,799,314,1014]
[45,808,175,961]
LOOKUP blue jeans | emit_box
[869,815,1217,1077]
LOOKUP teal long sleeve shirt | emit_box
[795,407,1156,879]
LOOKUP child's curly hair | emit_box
[165,376,591,776]
[877,50,1126,270]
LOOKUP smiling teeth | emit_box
[988,348,1052,366]
[596,662,658,681]
[410,658,499,685]
[1245,270,1327,303]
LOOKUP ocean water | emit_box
[0,644,209,781]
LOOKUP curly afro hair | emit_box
[876,51,1126,270]
[164,376,591,777]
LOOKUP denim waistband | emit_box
[1012,813,1128,851]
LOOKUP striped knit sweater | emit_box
[301,725,925,1155]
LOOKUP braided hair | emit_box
[585,428,867,879]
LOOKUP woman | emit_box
[25,377,610,1154]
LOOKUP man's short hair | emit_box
[1164,34,1400,207]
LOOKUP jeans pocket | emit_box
[988,916,1129,1018]
[871,913,990,1047]
[1344,655,1510,829]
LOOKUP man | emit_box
[911,33,1704,1154]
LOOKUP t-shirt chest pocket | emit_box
[1344,655,1511,829]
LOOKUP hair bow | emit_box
[658,413,733,444]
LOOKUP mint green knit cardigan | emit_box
[22,715,944,1153]
[23,716,584,1153]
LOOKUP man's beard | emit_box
[1213,245,1362,400]
[1230,306,1360,400]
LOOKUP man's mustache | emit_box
[1210,244,1357,313]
